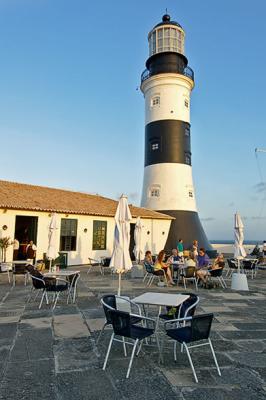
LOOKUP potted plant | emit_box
[0,237,12,262]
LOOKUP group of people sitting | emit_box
[144,246,225,287]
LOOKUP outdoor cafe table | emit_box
[132,292,189,332]
[43,270,80,303]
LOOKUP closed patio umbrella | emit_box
[133,217,142,264]
[110,195,132,295]
[47,213,59,271]
[234,212,246,267]
[231,212,248,290]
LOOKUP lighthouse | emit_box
[140,14,214,254]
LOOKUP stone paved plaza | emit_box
[0,267,266,400]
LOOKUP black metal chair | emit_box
[164,313,221,383]
[102,308,157,378]
[97,294,142,344]
[242,259,258,279]
[30,274,68,309]
[142,262,154,283]
[159,292,199,321]
[208,268,227,288]
[226,258,238,277]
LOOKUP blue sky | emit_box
[0,0,266,240]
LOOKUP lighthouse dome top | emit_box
[154,14,183,29]
[148,14,185,57]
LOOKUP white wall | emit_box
[0,209,171,264]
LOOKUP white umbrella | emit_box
[133,217,142,264]
[110,195,132,295]
[47,213,59,271]
[234,212,246,270]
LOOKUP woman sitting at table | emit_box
[154,250,175,286]
[197,253,225,285]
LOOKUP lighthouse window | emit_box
[185,127,190,137]
[184,99,189,108]
[185,153,191,165]
[151,96,160,107]
[151,142,159,151]
[150,187,160,198]
[189,191,193,198]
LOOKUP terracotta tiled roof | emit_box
[0,180,173,220]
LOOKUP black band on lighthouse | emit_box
[145,120,191,166]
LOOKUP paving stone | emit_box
[56,368,121,400]
[10,327,54,362]
[0,359,56,400]
[54,337,98,372]
[53,314,90,338]
[20,317,52,330]
[181,386,266,400]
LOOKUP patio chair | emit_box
[159,292,199,321]
[226,258,238,277]
[67,272,80,303]
[97,294,142,344]
[143,262,154,283]
[164,313,221,383]
[207,268,227,288]
[87,258,102,274]
[102,308,157,378]
[180,266,198,291]
[242,259,258,279]
[30,274,69,310]
[0,263,12,284]
[12,262,31,286]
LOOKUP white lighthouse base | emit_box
[231,273,249,291]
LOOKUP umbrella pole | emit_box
[49,259,52,272]
[118,273,121,296]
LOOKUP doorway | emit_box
[129,223,136,260]
[14,216,38,260]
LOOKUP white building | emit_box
[0,180,172,265]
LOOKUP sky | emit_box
[0,0,266,241]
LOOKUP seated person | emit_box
[197,248,210,269]
[154,250,175,286]
[184,252,197,268]
[144,250,154,265]
[197,253,224,285]
[167,249,183,280]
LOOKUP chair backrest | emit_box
[144,262,154,273]
[227,258,237,269]
[191,313,213,341]
[13,263,28,274]
[179,293,199,319]
[102,258,111,267]
[242,260,256,270]
[183,266,196,278]
[209,268,223,277]
[31,274,45,289]
[101,294,117,324]
[107,309,131,337]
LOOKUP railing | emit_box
[141,65,194,83]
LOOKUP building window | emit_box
[185,153,191,165]
[185,127,190,137]
[151,96,160,107]
[92,220,107,250]
[189,191,193,198]
[184,98,189,108]
[60,219,77,251]
[150,186,161,198]
[151,142,159,151]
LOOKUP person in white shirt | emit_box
[13,238,19,260]
[263,241,266,256]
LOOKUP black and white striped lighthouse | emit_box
[140,14,214,253]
